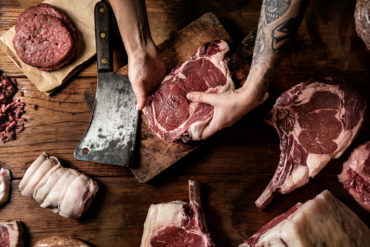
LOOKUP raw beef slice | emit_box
[140,180,212,247]
[339,141,370,212]
[256,78,366,209]
[0,168,11,206]
[146,40,234,142]
[0,221,23,247]
[240,190,370,247]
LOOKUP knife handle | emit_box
[94,0,113,72]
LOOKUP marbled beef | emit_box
[339,141,370,212]
[140,180,212,247]
[256,78,366,209]
[0,221,23,247]
[146,40,234,142]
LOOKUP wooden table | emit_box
[0,0,369,246]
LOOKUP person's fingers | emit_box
[199,117,220,140]
[187,92,218,106]
[132,86,147,111]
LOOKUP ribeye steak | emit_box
[339,140,370,212]
[256,78,366,209]
[140,180,212,247]
[146,40,234,142]
[240,190,370,247]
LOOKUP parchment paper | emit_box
[0,0,99,94]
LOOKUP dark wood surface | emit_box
[0,0,369,246]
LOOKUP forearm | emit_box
[241,0,309,103]
[110,0,153,57]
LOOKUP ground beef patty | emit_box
[13,14,73,68]
[13,4,78,71]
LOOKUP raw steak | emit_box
[0,221,23,247]
[256,78,366,209]
[0,168,11,206]
[240,190,370,247]
[146,40,234,142]
[339,141,370,212]
[354,0,370,50]
[140,180,212,247]
[19,152,98,218]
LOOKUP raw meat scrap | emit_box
[0,221,23,247]
[339,141,370,212]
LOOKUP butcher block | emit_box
[0,0,369,246]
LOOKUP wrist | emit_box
[126,39,157,60]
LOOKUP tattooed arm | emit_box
[187,0,309,140]
[245,0,310,102]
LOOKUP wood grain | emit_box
[0,0,369,246]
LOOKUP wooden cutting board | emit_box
[85,12,237,182]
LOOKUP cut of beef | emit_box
[140,180,212,247]
[338,141,370,212]
[256,78,366,209]
[146,40,234,142]
[240,190,370,247]
[19,152,98,219]
[354,0,370,50]
[0,221,23,247]
[0,168,11,206]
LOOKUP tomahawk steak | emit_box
[0,168,11,206]
[339,140,370,212]
[140,180,212,247]
[0,221,23,247]
[256,78,366,209]
[146,40,234,142]
[240,190,370,247]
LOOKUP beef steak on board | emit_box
[339,141,370,212]
[240,190,370,247]
[256,78,366,210]
[140,180,212,247]
[0,221,23,247]
[146,40,234,142]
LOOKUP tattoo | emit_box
[271,0,309,51]
[251,16,266,66]
[265,0,291,24]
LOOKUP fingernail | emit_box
[187,93,193,100]
[136,103,140,111]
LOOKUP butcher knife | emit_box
[74,0,138,167]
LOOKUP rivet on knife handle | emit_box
[94,0,112,72]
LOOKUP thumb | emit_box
[187,92,217,106]
[135,92,147,111]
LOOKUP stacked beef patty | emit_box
[13,4,78,71]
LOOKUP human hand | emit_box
[128,42,166,111]
[187,87,268,140]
